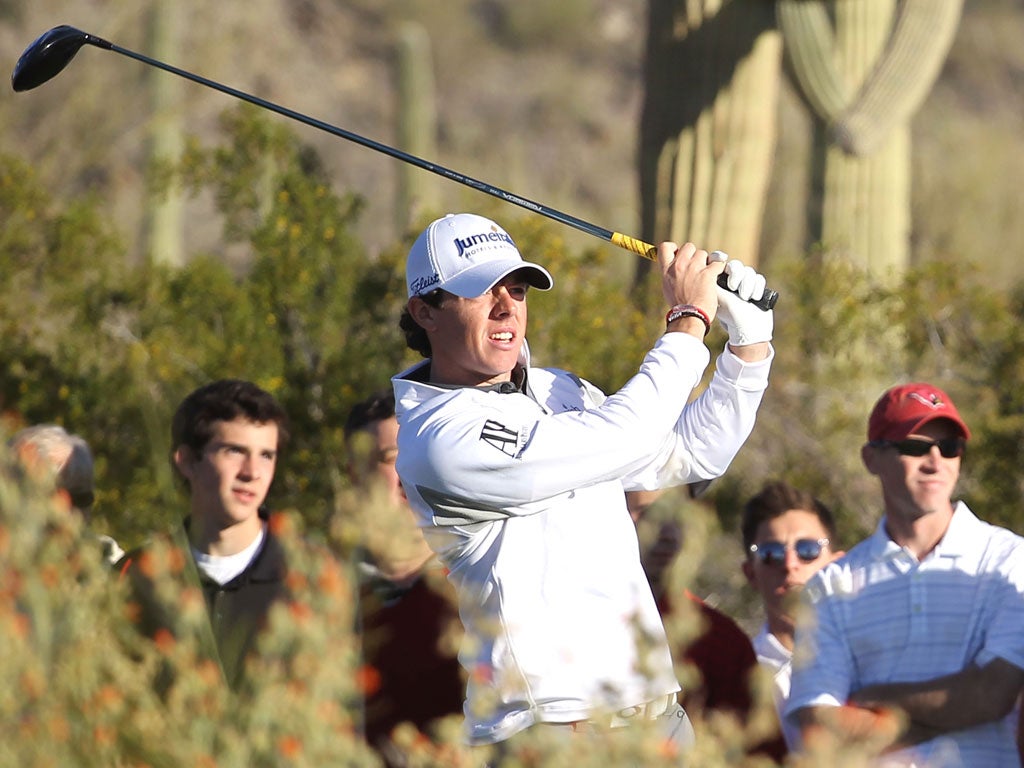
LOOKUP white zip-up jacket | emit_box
[392,333,772,745]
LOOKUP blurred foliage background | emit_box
[3,0,1024,636]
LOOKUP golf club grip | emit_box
[609,233,778,311]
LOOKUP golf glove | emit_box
[710,251,773,346]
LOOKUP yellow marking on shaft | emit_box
[610,232,657,261]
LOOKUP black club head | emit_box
[12,25,97,92]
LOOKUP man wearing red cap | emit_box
[787,383,1024,766]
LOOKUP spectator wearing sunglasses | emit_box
[787,383,1024,767]
[741,480,841,757]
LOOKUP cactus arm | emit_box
[776,0,849,122]
[832,0,964,155]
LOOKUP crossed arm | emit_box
[795,657,1024,752]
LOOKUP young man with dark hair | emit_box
[120,379,291,690]
[787,383,1024,766]
[740,480,841,755]
[391,212,775,753]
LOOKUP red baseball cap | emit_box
[867,383,971,442]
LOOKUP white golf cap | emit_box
[406,213,554,298]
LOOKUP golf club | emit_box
[12,24,777,310]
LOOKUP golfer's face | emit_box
[430,274,529,387]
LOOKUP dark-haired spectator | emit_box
[740,480,842,758]
[119,379,292,690]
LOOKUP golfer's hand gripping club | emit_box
[708,250,773,346]
[612,234,777,312]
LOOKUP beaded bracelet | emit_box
[665,304,711,336]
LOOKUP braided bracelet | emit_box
[665,304,711,336]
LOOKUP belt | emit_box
[549,694,677,732]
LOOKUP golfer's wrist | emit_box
[665,316,707,339]
[665,304,711,337]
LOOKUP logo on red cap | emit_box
[867,383,971,442]
[907,391,943,409]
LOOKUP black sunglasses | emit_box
[870,437,966,459]
[749,538,829,566]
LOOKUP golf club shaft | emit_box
[24,29,778,310]
[110,42,650,256]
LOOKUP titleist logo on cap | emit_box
[409,274,440,295]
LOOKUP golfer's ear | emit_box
[408,297,438,331]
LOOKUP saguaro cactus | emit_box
[777,0,963,273]
[638,0,781,293]
[393,21,439,232]
[144,0,185,266]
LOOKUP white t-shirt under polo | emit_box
[192,526,266,585]
[787,502,1024,767]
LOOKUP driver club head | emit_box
[11,25,104,92]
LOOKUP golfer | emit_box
[392,212,774,753]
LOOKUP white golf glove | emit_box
[709,251,773,346]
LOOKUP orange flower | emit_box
[278,734,302,759]
[470,663,493,684]
[1,569,24,597]
[657,737,679,759]
[39,564,60,588]
[20,668,45,698]
[138,551,157,579]
[153,628,176,654]
[288,601,313,625]
[124,601,141,623]
[316,699,341,724]
[93,725,115,747]
[48,715,70,742]
[10,612,31,639]
[92,684,123,711]
[197,659,223,686]
[355,664,381,695]
[269,512,292,537]
[286,572,309,592]
[179,586,206,614]
[317,561,346,596]
[410,732,431,750]
[167,546,186,574]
